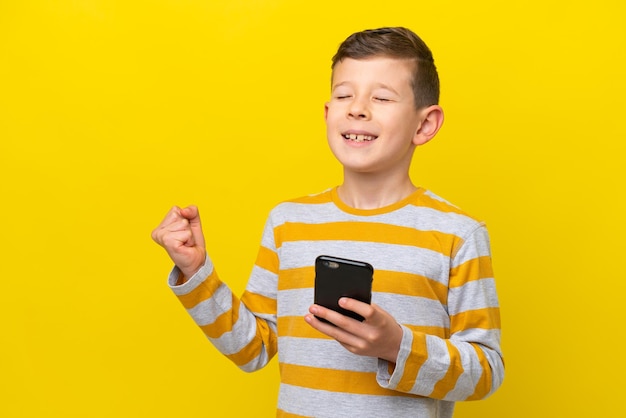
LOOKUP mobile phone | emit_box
[314,255,373,324]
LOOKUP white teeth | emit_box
[344,134,376,142]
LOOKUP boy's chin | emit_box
[340,162,379,175]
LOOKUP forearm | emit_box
[376,326,504,400]
[168,256,277,372]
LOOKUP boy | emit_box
[152,27,504,417]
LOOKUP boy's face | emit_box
[325,57,427,177]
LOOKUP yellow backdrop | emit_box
[1,1,624,416]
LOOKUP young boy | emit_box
[152,27,504,417]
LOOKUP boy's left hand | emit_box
[305,298,403,363]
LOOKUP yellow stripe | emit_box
[374,270,448,303]
[278,266,314,291]
[241,291,277,316]
[396,333,428,393]
[428,340,462,399]
[278,316,449,340]
[280,363,417,397]
[226,319,277,366]
[466,343,492,400]
[274,222,459,254]
[255,245,279,274]
[177,270,221,309]
[450,307,501,334]
[278,316,331,339]
[450,256,494,287]
[278,268,447,302]
[199,295,240,339]
[418,192,478,218]
[198,291,277,342]
[225,334,262,366]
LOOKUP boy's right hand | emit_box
[151,205,206,280]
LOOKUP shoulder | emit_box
[408,188,486,237]
[411,189,480,219]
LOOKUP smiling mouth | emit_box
[342,133,378,142]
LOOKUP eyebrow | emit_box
[332,81,400,96]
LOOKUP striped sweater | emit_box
[168,187,504,417]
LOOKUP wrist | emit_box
[382,323,403,363]
[178,253,207,281]
[180,264,202,281]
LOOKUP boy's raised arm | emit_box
[152,207,280,372]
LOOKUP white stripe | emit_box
[448,278,499,315]
[442,341,481,400]
[245,265,278,299]
[277,288,312,317]
[239,349,270,372]
[412,335,450,395]
[277,289,451,328]
[450,227,491,267]
[209,302,257,355]
[274,200,479,238]
[277,383,441,418]
[452,328,501,347]
[374,293,450,327]
[187,283,232,326]
[278,337,376,372]
[279,240,451,285]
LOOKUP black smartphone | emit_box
[314,255,374,324]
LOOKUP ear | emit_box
[324,102,329,121]
[412,105,444,146]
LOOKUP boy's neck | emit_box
[338,173,417,210]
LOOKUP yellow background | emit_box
[1,1,624,416]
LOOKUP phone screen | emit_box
[314,255,373,323]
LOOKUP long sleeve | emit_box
[167,218,280,372]
[376,225,504,400]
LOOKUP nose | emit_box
[347,97,370,120]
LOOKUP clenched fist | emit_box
[151,205,206,280]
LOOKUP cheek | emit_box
[325,136,344,162]
[325,105,338,121]
[324,111,342,134]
